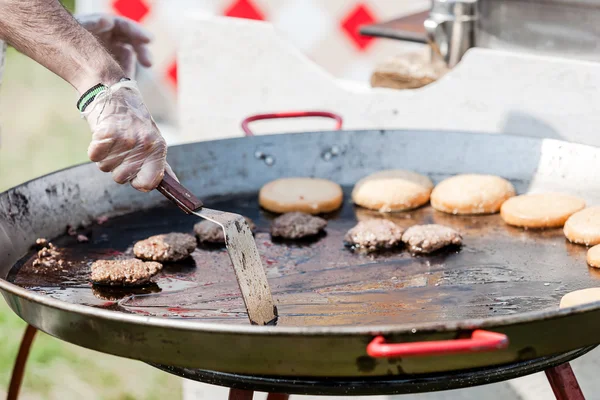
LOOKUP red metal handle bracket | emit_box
[367,330,508,358]
[241,111,343,136]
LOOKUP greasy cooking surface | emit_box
[8,187,597,327]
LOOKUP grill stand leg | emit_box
[7,324,37,400]
[227,390,289,399]
[228,389,254,400]
[545,362,585,400]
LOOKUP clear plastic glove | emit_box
[84,81,174,192]
[77,13,152,78]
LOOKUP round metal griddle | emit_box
[2,130,600,379]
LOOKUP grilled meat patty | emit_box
[91,259,162,286]
[344,219,403,253]
[270,212,327,239]
[401,224,462,254]
[133,233,196,262]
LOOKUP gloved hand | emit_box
[77,14,152,78]
[83,80,174,192]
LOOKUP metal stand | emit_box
[7,325,37,400]
[224,365,585,400]
[228,389,254,400]
[227,391,289,399]
[545,363,585,400]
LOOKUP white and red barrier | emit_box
[76,0,429,124]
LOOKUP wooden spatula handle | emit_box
[156,173,203,214]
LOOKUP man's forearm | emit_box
[0,0,125,93]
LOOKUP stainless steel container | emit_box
[477,0,600,62]
[425,0,478,67]
[395,0,600,66]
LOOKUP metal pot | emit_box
[477,0,600,62]
[363,0,600,66]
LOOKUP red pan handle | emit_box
[241,111,343,136]
[367,330,508,358]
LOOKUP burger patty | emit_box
[194,217,256,244]
[91,259,162,286]
[344,219,404,253]
[133,232,196,262]
[401,224,462,254]
[270,212,327,239]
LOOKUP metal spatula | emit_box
[156,173,277,325]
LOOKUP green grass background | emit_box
[0,1,182,398]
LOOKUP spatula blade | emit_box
[194,208,278,325]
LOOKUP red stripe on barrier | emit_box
[224,0,266,21]
[166,60,178,88]
[112,0,150,22]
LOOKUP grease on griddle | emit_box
[66,224,93,242]
[8,189,595,327]
[92,283,161,301]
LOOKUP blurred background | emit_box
[0,1,180,399]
